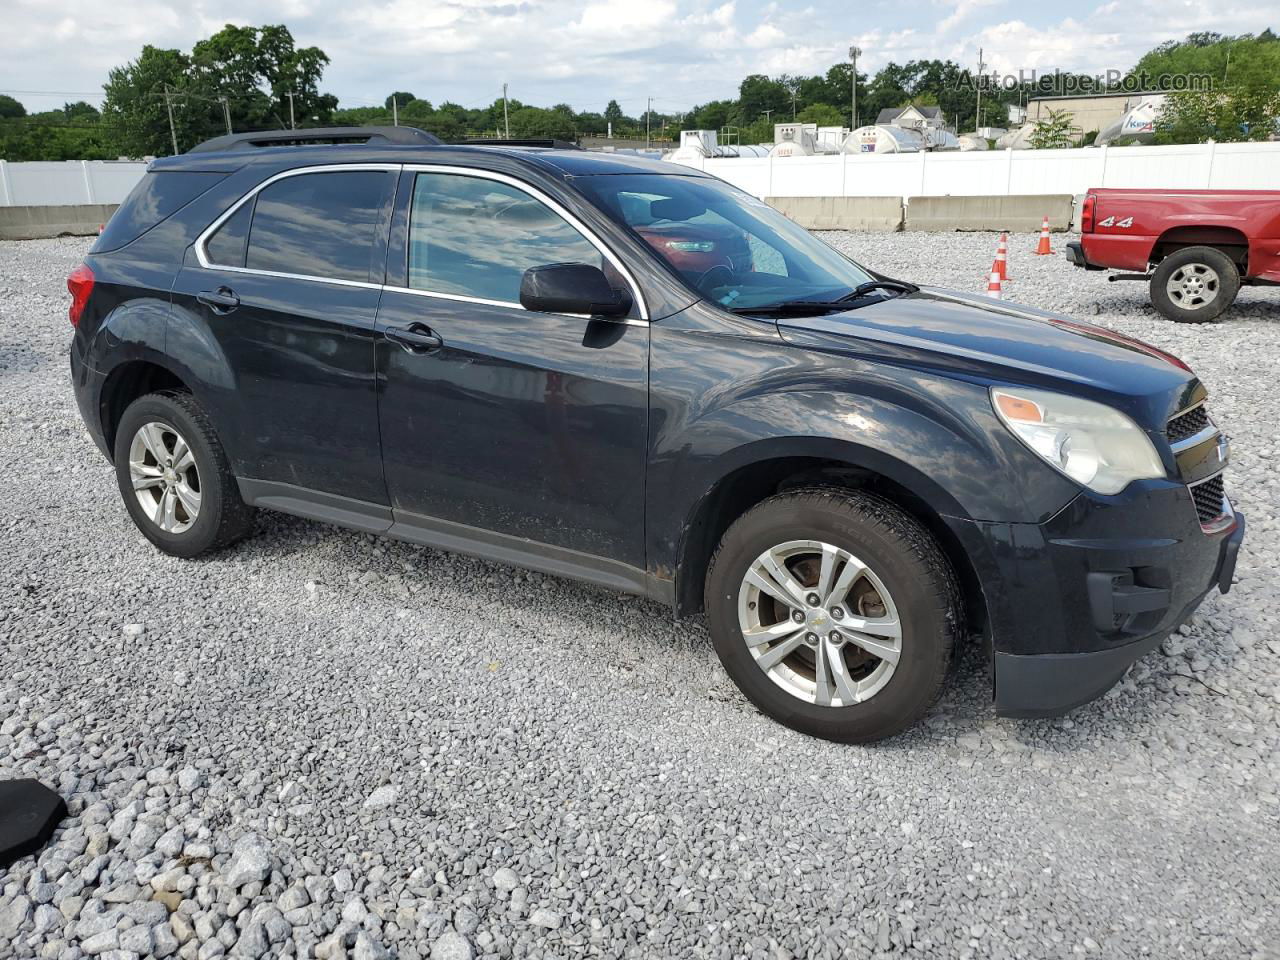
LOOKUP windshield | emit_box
[574,173,876,311]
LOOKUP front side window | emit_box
[407,172,610,304]
[575,173,876,311]
[225,170,391,282]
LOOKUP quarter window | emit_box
[407,173,609,304]
[224,170,391,282]
[204,201,252,268]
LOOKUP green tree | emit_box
[102,45,194,156]
[0,95,26,119]
[1029,108,1076,148]
[797,103,845,126]
[385,91,417,111]
[102,25,337,156]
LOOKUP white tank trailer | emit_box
[841,125,925,154]
[1095,95,1167,146]
[668,130,771,161]
[769,123,819,157]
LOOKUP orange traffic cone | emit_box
[986,260,1003,299]
[995,231,1011,280]
[97,224,105,234]
[1034,216,1053,255]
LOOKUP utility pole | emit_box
[646,96,652,149]
[761,109,773,125]
[219,97,232,136]
[790,86,799,120]
[502,84,510,138]
[975,47,985,133]
[163,84,179,155]
[287,90,296,129]
[849,46,861,130]
[391,96,398,127]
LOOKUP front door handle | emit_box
[385,323,444,353]
[197,287,240,315]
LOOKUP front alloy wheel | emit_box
[705,488,961,743]
[739,540,901,707]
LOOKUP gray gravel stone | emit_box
[223,837,271,889]
[429,930,474,960]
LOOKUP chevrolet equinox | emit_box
[68,127,1245,742]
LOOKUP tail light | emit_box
[67,263,94,327]
[1080,193,1096,234]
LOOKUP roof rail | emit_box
[186,126,442,154]
[464,138,583,151]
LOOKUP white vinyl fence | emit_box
[0,160,150,206]
[3,140,1278,207]
[671,141,1280,200]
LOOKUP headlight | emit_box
[991,387,1165,495]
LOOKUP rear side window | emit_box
[407,172,606,303]
[241,171,391,282]
[92,171,225,253]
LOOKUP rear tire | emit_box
[704,487,962,743]
[113,391,254,558]
[1150,246,1239,323]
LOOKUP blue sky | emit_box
[4,0,1274,116]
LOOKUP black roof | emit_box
[152,131,704,180]
[187,126,442,153]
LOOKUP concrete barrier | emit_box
[0,204,118,241]
[766,196,904,231]
[904,195,1074,232]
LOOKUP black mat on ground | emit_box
[0,779,67,868]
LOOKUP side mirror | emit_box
[519,263,631,318]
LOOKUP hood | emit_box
[775,286,1199,428]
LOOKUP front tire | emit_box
[1150,246,1240,323]
[113,391,254,558]
[705,488,961,743]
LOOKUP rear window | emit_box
[92,171,226,253]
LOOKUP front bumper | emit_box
[945,480,1245,718]
[993,513,1243,717]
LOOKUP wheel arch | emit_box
[99,359,192,460]
[1151,227,1249,269]
[672,443,988,638]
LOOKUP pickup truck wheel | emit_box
[1150,246,1240,323]
[705,488,961,743]
[113,391,255,558]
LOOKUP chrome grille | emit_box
[1168,405,1211,443]
[1189,474,1227,527]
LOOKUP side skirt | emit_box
[237,478,674,606]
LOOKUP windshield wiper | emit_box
[836,279,918,301]
[728,281,918,316]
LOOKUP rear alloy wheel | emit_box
[1150,246,1240,323]
[113,391,254,558]
[705,487,961,743]
[128,422,202,534]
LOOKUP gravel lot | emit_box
[2,232,1278,960]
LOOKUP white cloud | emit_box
[1,0,1274,120]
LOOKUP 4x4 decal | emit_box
[1097,215,1134,228]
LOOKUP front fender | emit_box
[646,308,1079,586]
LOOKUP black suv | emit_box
[69,127,1244,742]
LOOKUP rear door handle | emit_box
[196,287,240,314]
[384,323,444,353]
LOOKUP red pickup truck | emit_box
[1067,188,1280,322]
